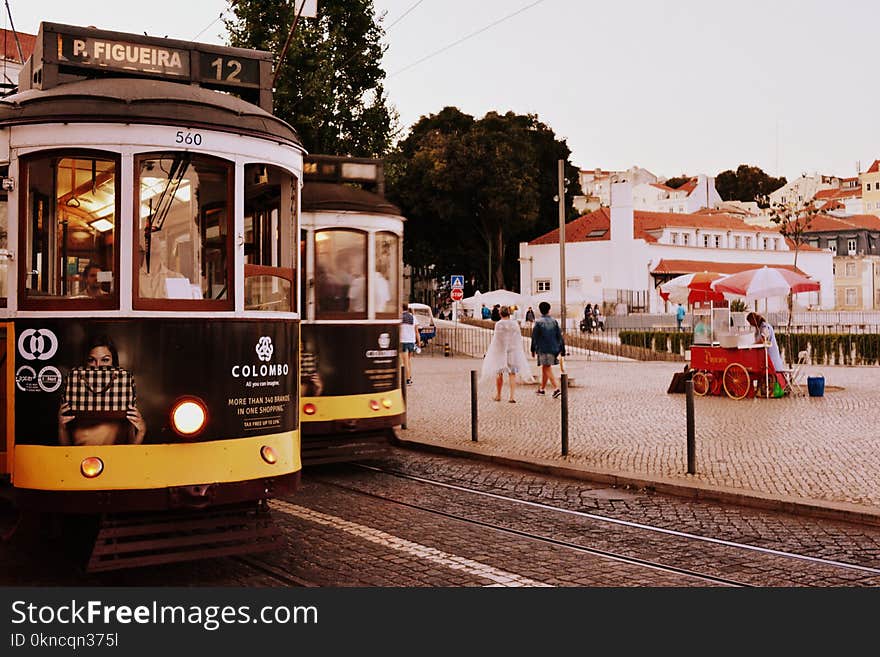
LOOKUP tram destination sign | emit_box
[58,34,191,78]
[26,23,273,109]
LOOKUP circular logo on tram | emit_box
[15,365,38,392]
[18,328,59,361]
[38,366,63,393]
[255,336,274,362]
[378,333,391,349]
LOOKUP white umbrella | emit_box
[460,289,528,309]
[711,266,820,300]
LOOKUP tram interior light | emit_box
[89,218,114,233]
[171,398,208,437]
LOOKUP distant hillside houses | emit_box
[520,182,833,320]
[575,166,723,216]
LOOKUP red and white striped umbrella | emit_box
[711,266,820,300]
[659,271,727,305]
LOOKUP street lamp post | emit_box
[557,159,566,334]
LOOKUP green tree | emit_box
[386,108,580,291]
[663,176,690,189]
[225,0,396,156]
[716,164,787,205]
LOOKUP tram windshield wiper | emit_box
[144,153,192,272]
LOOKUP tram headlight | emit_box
[369,399,380,411]
[80,457,104,479]
[260,445,278,464]
[170,397,208,437]
[302,403,316,416]
[381,397,393,409]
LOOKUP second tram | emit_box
[0,23,304,570]
[299,155,406,463]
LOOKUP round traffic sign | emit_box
[451,288,464,301]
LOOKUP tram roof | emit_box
[302,182,403,217]
[0,77,303,148]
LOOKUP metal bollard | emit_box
[444,342,451,357]
[560,373,569,456]
[401,365,407,430]
[685,379,695,474]
[470,369,478,442]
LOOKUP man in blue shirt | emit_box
[530,301,565,398]
[481,304,490,320]
[676,303,686,331]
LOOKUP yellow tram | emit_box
[299,155,406,463]
[0,23,303,569]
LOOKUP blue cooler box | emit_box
[807,375,825,397]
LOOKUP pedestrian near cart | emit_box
[530,301,565,398]
[746,312,786,391]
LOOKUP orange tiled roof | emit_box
[804,213,880,233]
[814,187,861,201]
[651,259,806,276]
[867,160,880,174]
[529,208,763,245]
[0,29,35,63]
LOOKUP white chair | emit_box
[781,350,808,395]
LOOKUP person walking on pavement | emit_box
[400,303,420,385]
[530,301,565,398]
[481,304,490,320]
[676,303,686,332]
[525,306,535,324]
[490,304,501,322]
[481,306,531,403]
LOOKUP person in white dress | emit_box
[481,306,531,402]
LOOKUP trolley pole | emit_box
[401,365,407,430]
[560,373,569,456]
[470,369,478,442]
[685,377,695,474]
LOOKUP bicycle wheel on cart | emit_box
[722,363,751,400]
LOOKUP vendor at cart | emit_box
[746,312,785,388]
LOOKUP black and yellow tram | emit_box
[0,23,303,568]
[299,155,406,463]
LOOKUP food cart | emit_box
[688,307,778,399]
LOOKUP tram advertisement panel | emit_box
[14,319,298,446]
[301,324,399,397]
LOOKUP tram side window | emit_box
[314,229,367,319]
[135,153,232,308]
[375,232,400,317]
[22,154,117,305]
[243,164,297,312]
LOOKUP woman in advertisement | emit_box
[57,334,147,446]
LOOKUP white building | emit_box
[519,182,834,315]
[768,174,840,207]
[576,165,658,209]
[631,174,722,214]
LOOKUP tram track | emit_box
[232,555,319,588]
[351,463,880,579]
[309,475,750,587]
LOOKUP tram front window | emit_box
[22,153,118,306]
[314,229,367,319]
[243,163,297,312]
[135,153,232,308]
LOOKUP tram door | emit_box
[0,325,7,477]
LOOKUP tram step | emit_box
[85,501,283,573]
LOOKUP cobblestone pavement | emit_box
[402,349,880,515]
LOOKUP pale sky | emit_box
[11,1,880,182]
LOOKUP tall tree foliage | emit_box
[225,0,396,156]
[716,164,787,206]
[387,107,581,291]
